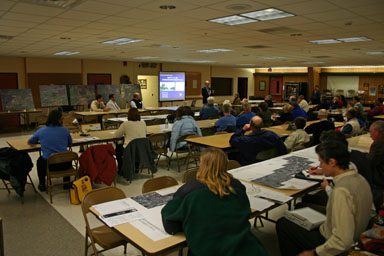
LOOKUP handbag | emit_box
[70,176,92,205]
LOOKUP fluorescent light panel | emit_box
[103,38,144,45]
[54,51,80,55]
[241,8,294,21]
[365,51,384,55]
[309,39,341,44]
[261,56,287,59]
[196,48,232,53]
[134,56,159,60]
[323,65,384,68]
[337,37,371,42]
[209,15,258,26]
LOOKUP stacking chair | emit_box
[227,160,241,170]
[0,217,3,256]
[149,133,170,170]
[81,187,128,256]
[185,134,201,171]
[170,133,194,172]
[335,89,344,96]
[182,168,198,183]
[142,176,178,193]
[46,151,79,204]
[201,127,216,136]
[255,148,278,162]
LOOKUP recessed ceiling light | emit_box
[302,61,325,64]
[290,33,302,37]
[54,51,80,55]
[309,39,341,44]
[323,65,384,68]
[208,15,258,26]
[236,64,257,66]
[165,59,216,63]
[241,8,294,21]
[196,48,232,53]
[364,51,384,55]
[337,37,371,42]
[134,56,159,60]
[102,38,144,45]
[60,37,71,40]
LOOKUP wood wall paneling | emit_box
[27,73,82,108]
[254,75,270,98]
[185,72,201,96]
[0,73,19,128]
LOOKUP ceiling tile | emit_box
[10,2,65,16]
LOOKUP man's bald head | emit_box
[250,116,263,131]
[204,81,210,87]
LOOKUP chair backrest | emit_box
[176,133,194,144]
[82,187,126,214]
[183,168,198,183]
[215,131,228,135]
[227,160,241,170]
[47,151,78,166]
[256,147,278,161]
[149,133,168,151]
[223,126,237,133]
[191,99,196,107]
[201,127,216,136]
[142,176,178,194]
[186,134,201,155]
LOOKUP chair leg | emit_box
[85,233,89,256]
[176,152,180,172]
[2,179,10,193]
[123,243,127,254]
[28,174,37,193]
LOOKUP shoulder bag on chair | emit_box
[70,176,92,205]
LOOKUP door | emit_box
[0,73,19,129]
[270,76,283,101]
[87,74,112,86]
[237,77,248,99]
[137,75,159,108]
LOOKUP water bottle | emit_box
[165,118,169,128]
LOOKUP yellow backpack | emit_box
[70,176,92,205]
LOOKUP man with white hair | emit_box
[236,101,256,128]
[298,95,309,112]
[199,96,220,120]
[305,109,335,145]
[368,120,384,188]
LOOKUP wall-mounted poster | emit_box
[139,79,147,89]
[369,85,376,96]
[40,85,68,107]
[259,81,266,91]
[0,89,35,111]
[68,85,95,106]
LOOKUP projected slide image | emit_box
[159,72,185,102]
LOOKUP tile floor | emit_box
[0,130,285,256]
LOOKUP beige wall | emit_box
[26,58,82,74]
[0,56,26,88]
[137,75,159,108]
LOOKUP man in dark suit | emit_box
[305,109,335,145]
[310,85,322,104]
[201,80,214,104]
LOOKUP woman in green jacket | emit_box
[161,147,268,256]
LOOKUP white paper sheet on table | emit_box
[241,181,292,204]
[291,146,318,160]
[93,198,137,215]
[108,117,127,122]
[228,163,276,182]
[156,185,181,196]
[74,136,100,142]
[280,178,317,190]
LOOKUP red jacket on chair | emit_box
[79,144,116,186]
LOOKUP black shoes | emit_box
[38,184,46,192]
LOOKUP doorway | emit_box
[0,73,19,129]
[137,75,159,108]
[237,77,248,99]
[270,76,283,101]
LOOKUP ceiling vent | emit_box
[258,26,297,34]
[139,62,157,68]
[313,56,331,58]
[244,45,270,49]
[226,4,252,11]
[20,0,84,8]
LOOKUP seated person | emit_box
[368,98,384,118]
[114,108,147,171]
[276,141,373,256]
[199,96,220,120]
[330,96,343,109]
[289,96,296,104]
[352,96,364,113]
[215,103,236,132]
[340,108,361,137]
[257,102,273,127]
[28,110,72,191]
[170,106,202,152]
[264,95,274,107]
[274,104,294,124]
[236,102,256,128]
[232,92,241,105]
[90,94,110,112]
[106,94,120,110]
[292,102,308,120]
[130,92,144,109]
[315,95,330,111]
[298,95,309,112]
[305,109,335,145]
[161,147,268,256]
[284,117,310,152]
[230,116,287,166]
[310,85,321,104]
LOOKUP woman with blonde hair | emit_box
[161,148,268,256]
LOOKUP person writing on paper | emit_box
[161,147,268,256]
[90,94,110,112]
[276,141,372,256]
[28,110,72,192]
[114,108,146,171]
[201,80,214,104]
[106,94,120,110]
[130,92,144,109]
[169,106,202,152]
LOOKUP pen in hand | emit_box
[308,166,322,175]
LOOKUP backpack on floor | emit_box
[70,176,92,205]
